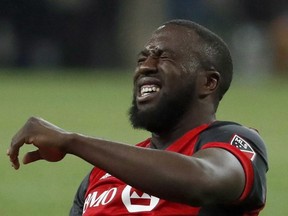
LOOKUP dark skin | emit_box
[7,24,245,207]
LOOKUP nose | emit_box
[135,56,158,79]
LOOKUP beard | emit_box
[129,82,196,133]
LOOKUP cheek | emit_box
[160,65,183,84]
[159,61,196,89]
[164,72,192,90]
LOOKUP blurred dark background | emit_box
[0,0,287,76]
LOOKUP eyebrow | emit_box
[137,47,175,57]
[137,49,149,57]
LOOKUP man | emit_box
[7,19,268,215]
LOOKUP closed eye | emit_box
[159,49,175,61]
[137,56,147,64]
[137,50,149,65]
[160,55,170,60]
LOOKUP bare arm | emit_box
[7,117,245,206]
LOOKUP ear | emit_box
[198,70,220,97]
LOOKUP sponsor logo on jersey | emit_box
[230,134,256,161]
[83,174,160,214]
[122,185,160,212]
[83,187,117,213]
[100,173,112,180]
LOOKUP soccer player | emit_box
[7,19,268,215]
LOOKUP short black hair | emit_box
[163,19,233,101]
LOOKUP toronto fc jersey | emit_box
[69,121,268,216]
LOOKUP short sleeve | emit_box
[195,121,268,208]
[69,173,90,216]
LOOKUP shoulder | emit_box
[197,121,268,208]
[199,121,264,144]
[197,121,268,165]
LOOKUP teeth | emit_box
[140,85,160,96]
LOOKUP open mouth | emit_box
[140,85,160,97]
[136,77,162,102]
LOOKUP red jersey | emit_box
[70,121,268,216]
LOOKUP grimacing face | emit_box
[129,24,201,133]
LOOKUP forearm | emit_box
[8,116,245,206]
[64,133,240,205]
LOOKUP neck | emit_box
[150,105,216,149]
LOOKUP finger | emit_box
[8,130,28,169]
[23,150,43,165]
[7,148,20,170]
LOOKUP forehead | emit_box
[144,24,200,53]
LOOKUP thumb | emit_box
[23,150,43,165]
